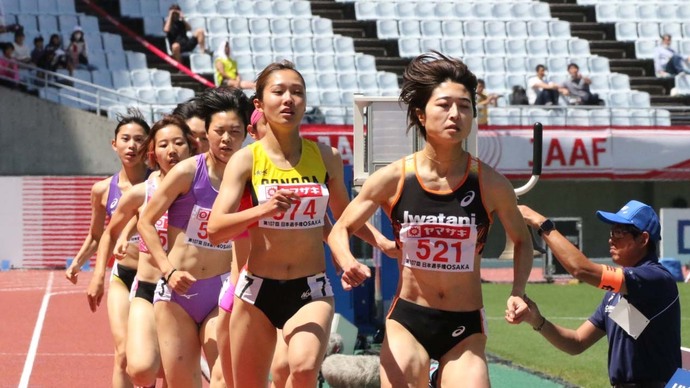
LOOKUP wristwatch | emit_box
[538,219,555,236]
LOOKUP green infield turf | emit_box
[482,282,690,387]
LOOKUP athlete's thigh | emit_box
[126,298,159,370]
[154,301,202,388]
[230,300,278,385]
[283,298,334,366]
[107,280,131,351]
[215,309,232,380]
[270,329,289,388]
[200,307,220,366]
[380,319,429,388]
[438,334,489,388]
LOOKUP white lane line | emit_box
[0,352,112,357]
[18,272,54,388]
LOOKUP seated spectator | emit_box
[214,40,255,90]
[560,63,601,106]
[654,34,690,78]
[11,30,31,64]
[0,21,22,34]
[527,64,560,105]
[44,33,73,76]
[163,3,206,64]
[476,78,499,125]
[67,26,96,71]
[0,42,19,88]
[30,35,44,66]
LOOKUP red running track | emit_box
[0,270,113,387]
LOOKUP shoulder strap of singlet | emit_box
[389,154,415,212]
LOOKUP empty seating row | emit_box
[121,0,312,19]
[615,22,690,42]
[377,19,571,39]
[229,53,379,81]
[5,13,99,34]
[2,0,76,15]
[355,2,551,21]
[595,3,690,23]
[397,37,591,58]
[488,107,671,127]
[144,16,334,39]
[206,35,355,59]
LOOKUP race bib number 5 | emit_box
[185,205,232,250]
[399,223,477,272]
[258,183,329,229]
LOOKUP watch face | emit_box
[541,219,555,232]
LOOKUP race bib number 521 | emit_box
[399,223,477,272]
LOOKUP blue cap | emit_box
[596,200,661,241]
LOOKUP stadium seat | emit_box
[527,39,549,57]
[20,0,40,14]
[17,15,39,33]
[107,53,128,71]
[548,39,570,57]
[505,22,529,41]
[660,23,682,40]
[290,18,313,37]
[319,90,341,107]
[126,51,148,70]
[615,22,638,41]
[484,39,506,57]
[270,19,291,36]
[354,2,377,20]
[608,73,630,90]
[505,57,529,74]
[291,37,313,56]
[549,21,571,39]
[377,20,399,39]
[312,17,334,37]
[315,54,337,73]
[249,19,271,37]
[230,36,251,56]
[144,16,165,37]
[334,36,355,55]
[464,56,485,74]
[547,57,569,75]
[527,21,550,39]
[155,88,178,104]
[271,36,293,58]
[441,21,464,38]
[91,69,113,89]
[595,4,619,23]
[399,20,422,38]
[491,4,513,21]
[589,109,611,126]
[377,72,399,92]
[453,3,474,20]
[357,73,379,94]
[505,39,527,57]
[215,1,236,17]
[485,21,507,39]
[355,54,377,74]
[566,109,590,126]
[568,39,591,57]
[206,17,228,35]
[634,39,657,60]
[253,54,273,72]
[398,37,420,58]
[472,3,493,20]
[607,91,629,107]
[464,20,485,39]
[420,20,443,38]
[250,36,272,55]
[252,1,274,18]
[102,33,124,53]
[463,39,485,56]
[313,36,335,55]
[588,56,611,74]
[630,110,652,126]
[190,53,213,73]
[654,109,671,126]
[130,69,153,88]
[434,3,455,20]
[396,2,417,20]
[335,54,357,74]
[112,70,132,89]
[442,39,464,57]
[488,108,518,125]
[617,4,637,21]
[37,15,59,33]
[58,14,79,32]
[229,18,250,37]
[629,91,650,108]
[420,38,442,53]
[531,2,551,20]
[291,1,313,18]
[637,22,660,40]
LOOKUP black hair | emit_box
[172,95,203,120]
[535,64,546,72]
[197,87,252,135]
[567,63,579,71]
[399,51,477,139]
[115,107,151,137]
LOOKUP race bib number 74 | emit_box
[399,223,477,272]
[257,183,329,229]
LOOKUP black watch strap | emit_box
[538,219,555,236]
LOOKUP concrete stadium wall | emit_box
[0,87,120,175]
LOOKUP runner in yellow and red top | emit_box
[208,60,396,387]
[328,52,533,388]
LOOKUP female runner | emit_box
[137,88,251,387]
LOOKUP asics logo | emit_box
[109,197,119,210]
[460,191,475,207]
[451,326,466,338]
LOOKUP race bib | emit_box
[155,212,169,251]
[257,183,329,229]
[399,223,477,272]
[235,270,262,304]
[185,205,232,250]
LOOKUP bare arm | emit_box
[65,179,108,284]
[521,297,605,355]
[327,162,400,290]
[208,148,295,244]
[163,10,174,33]
[137,159,195,277]
[484,167,533,323]
[320,144,398,257]
[517,205,624,293]
[86,183,144,312]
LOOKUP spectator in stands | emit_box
[214,40,255,90]
[67,26,96,71]
[30,35,44,66]
[527,64,560,106]
[560,63,601,106]
[11,30,31,64]
[44,33,73,76]
[517,200,680,387]
[0,42,19,88]
[476,78,499,125]
[163,3,206,64]
[654,34,690,78]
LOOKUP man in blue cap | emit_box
[516,201,680,388]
